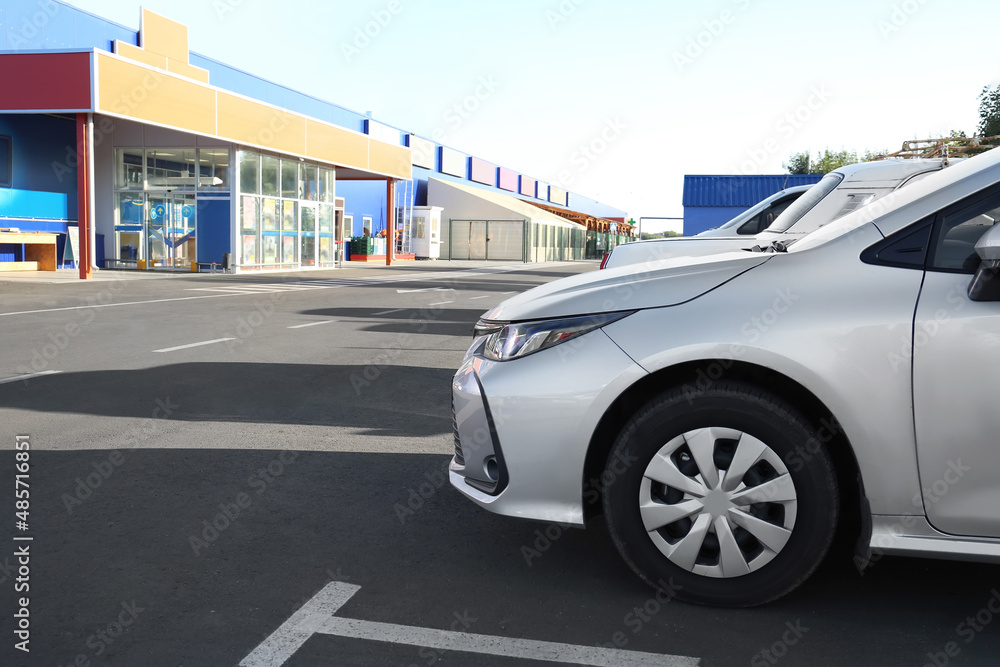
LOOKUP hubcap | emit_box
[638,427,797,578]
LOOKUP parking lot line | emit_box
[152,338,236,353]
[240,582,700,667]
[0,370,62,385]
[428,300,455,306]
[468,295,491,300]
[287,321,338,329]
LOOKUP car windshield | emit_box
[714,198,773,231]
[767,173,843,233]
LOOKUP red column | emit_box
[385,179,395,266]
[76,114,92,279]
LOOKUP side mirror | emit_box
[968,224,1000,302]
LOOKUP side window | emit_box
[737,211,765,235]
[738,197,796,235]
[928,193,1000,273]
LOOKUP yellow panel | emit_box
[115,41,166,70]
[141,8,189,62]
[217,93,306,156]
[167,59,210,84]
[369,141,412,180]
[97,54,216,136]
[306,119,369,172]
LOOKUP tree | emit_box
[783,151,811,175]
[810,149,858,174]
[783,149,858,174]
[978,85,1000,137]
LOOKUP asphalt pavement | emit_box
[0,261,998,667]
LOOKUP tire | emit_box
[602,381,839,607]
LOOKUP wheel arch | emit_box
[583,359,868,551]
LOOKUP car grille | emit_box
[452,396,465,466]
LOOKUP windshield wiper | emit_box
[748,239,796,253]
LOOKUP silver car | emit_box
[451,148,1000,606]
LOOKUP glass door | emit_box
[147,193,196,269]
[300,203,317,267]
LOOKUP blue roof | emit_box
[683,174,823,207]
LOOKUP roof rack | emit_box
[873,136,1000,160]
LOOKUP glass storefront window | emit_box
[281,235,297,263]
[318,167,335,203]
[262,198,279,232]
[281,160,298,199]
[318,205,334,233]
[282,201,297,231]
[261,155,279,197]
[301,205,316,233]
[146,148,197,190]
[242,234,258,265]
[263,234,278,265]
[301,234,315,267]
[116,148,144,190]
[319,236,332,264]
[241,196,258,231]
[198,148,230,189]
[239,151,260,194]
[300,164,318,200]
[116,192,144,261]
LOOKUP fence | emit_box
[585,231,630,260]
[447,219,588,262]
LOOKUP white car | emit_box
[450,147,1000,606]
[604,158,956,269]
[694,184,812,238]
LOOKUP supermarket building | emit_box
[0,1,631,278]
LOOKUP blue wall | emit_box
[0,0,134,52]
[683,207,747,236]
[0,114,77,228]
[336,181,386,237]
[196,198,232,264]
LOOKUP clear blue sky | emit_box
[67,0,1000,233]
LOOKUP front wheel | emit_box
[602,382,839,607]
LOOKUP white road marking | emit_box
[0,293,240,318]
[396,287,448,294]
[372,309,406,316]
[153,338,236,353]
[428,301,455,306]
[468,295,491,300]
[0,264,564,319]
[287,321,337,329]
[239,582,700,667]
[0,370,62,385]
[187,285,323,294]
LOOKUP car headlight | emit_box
[477,311,634,361]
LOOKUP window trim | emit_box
[925,187,1000,275]
[861,183,1000,275]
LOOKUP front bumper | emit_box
[449,329,646,525]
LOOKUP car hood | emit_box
[484,252,772,321]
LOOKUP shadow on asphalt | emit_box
[298,306,481,337]
[0,363,453,436]
[1,449,998,667]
